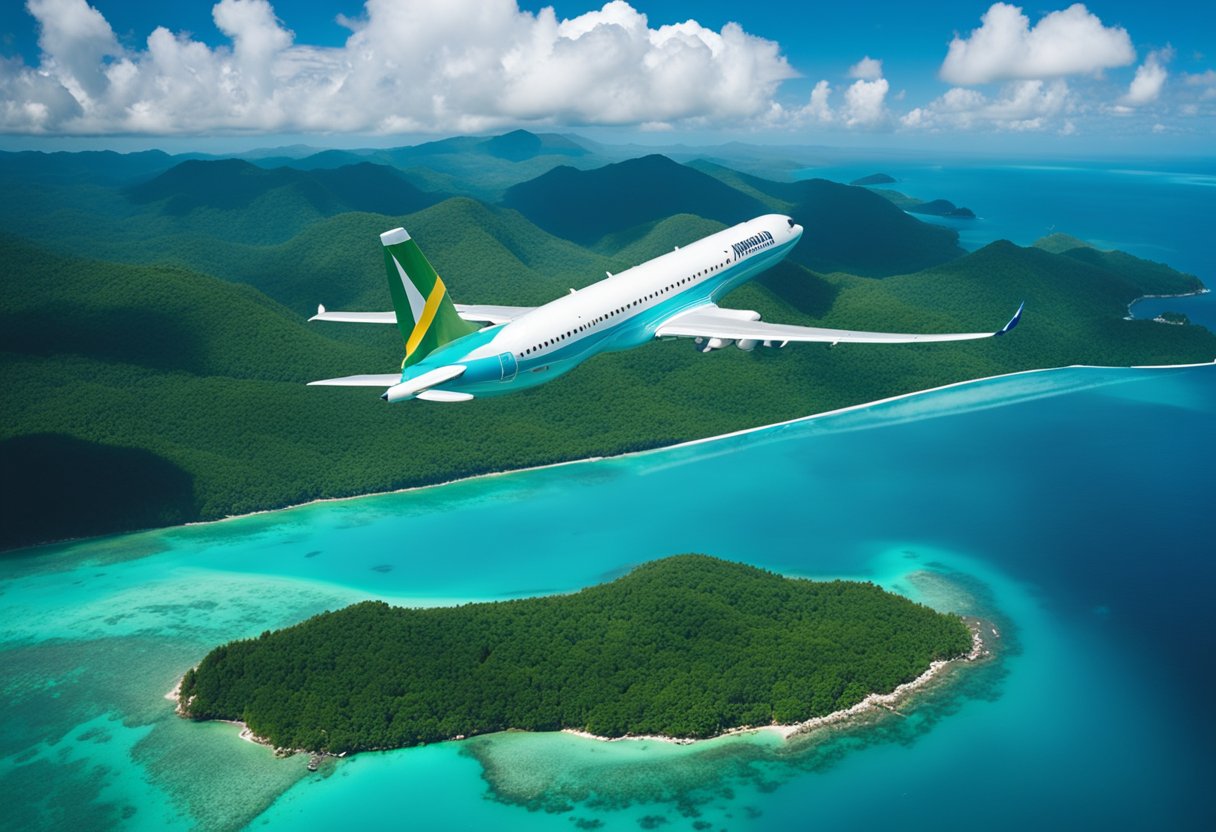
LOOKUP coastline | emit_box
[563,616,991,746]
[1125,287,1211,320]
[169,674,311,754]
[16,357,1214,555]
[179,359,1216,532]
[174,619,993,756]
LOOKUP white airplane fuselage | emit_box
[397,214,803,400]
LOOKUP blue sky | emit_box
[1,0,1212,154]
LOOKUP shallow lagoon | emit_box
[3,363,1214,829]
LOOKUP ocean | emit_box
[795,158,1216,283]
[2,364,1214,830]
[3,160,1215,830]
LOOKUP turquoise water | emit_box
[797,159,1216,282]
[3,364,1214,830]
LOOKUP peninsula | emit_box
[177,555,974,754]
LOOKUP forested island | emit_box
[177,556,973,754]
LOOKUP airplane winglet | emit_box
[995,301,1025,336]
[308,303,326,321]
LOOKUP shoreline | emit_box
[174,619,993,756]
[562,616,991,746]
[168,674,312,755]
[15,358,1215,555]
[1125,287,1211,320]
[178,359,1216,530]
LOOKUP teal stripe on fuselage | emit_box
[412,234,798,398]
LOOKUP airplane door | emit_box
[498,352,518,381]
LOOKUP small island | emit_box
[850,172,897,186]
[905,198,976,219]
[1154,311,1190,326]
[177,555,976,755]
[859,185,976,218]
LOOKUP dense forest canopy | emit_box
[179,555,972,753]
[2,136,1213,550]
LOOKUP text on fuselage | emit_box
[731,230,774,259]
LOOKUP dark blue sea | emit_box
[2,161,1214,830]
[798,158,1216,284]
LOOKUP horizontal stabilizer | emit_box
[307,374,401,387]
[309,304,534,325]
[309,305,396,324]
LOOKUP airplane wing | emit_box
[454,304,535,324]
[308,304,533,325]
[655,302,1024,346]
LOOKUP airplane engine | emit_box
[736,339,758,351]
[694,337,733,353]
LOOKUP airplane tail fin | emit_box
[380,228,477,369]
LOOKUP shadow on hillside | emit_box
[0,434,197,552]
[0,306,206,374]
[757,262,839,318]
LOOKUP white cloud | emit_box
[793,65,890,129]
[805,79,833,123]
[902,79,1071,131]
[940,3,1135,85]
[1182,69,1216,100]
[842,78,889,127]
[27,0,121,102]
[848,56,883,81]
[1122,48,1171,106]
[0,0,796,135]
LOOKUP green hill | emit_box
[683,159,796,210]
[1032,231,1202,297]
[686,162,964,276]
[5,225,1212,552]
[2,149,1213,552]
[907,199,975,219]
[179,555,972,752]
[738,174,966,276]
[0,235,376,380]
[251,149,375,171]
[216,198,620,314]
[482,129,589,162]
[0,148,182,185]
[1032,232,1096,254]
[850,173,897,186]
[502,154,768,244]
[128,159,443,219]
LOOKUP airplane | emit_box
[308,214,1023,402]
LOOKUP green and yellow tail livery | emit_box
[381,228,476,368]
